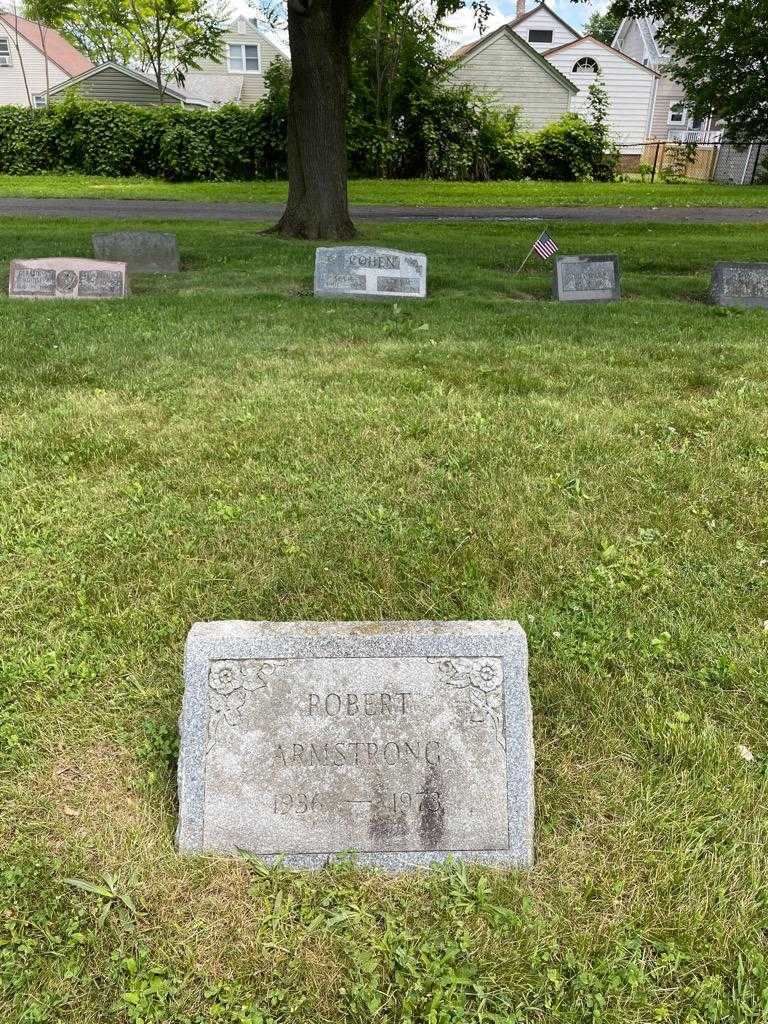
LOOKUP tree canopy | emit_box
[583,8,621,45]
[611,0,768,142]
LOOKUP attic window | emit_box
[0,38,11,67]
[228,43,260,73]
[572,57,600,74]
[528,29,553,43]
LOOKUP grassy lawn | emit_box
[1,173,768,207]
[1,217,768,1023]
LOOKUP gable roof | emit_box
[453,24,578,94]
[0,13,92,77]
[544,34,661,76]
[226,16,290,59]
[47,61,210,106]
[612,16,663,63]
[507,2,581,40]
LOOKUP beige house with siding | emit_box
[186,17,289,107]
[452,23,577,131]
[0,12,91,107]
[48,62,210,107]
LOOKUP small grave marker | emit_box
[92,231,179,274]
[177,620,532,871]
[9,258,127,299]
[314,247,427,300]
[710,261,768,308]
[553,254,620,303]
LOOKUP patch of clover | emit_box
[207,660,276,749]
[428,657,506,751]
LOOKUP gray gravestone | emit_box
[177,620,533,871]
[314,247,427,300]
[92,231,179,274]
[9,257,127,299]
[710,261,768,308]
[553,254,620,303]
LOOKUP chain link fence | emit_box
[617,140,768,184]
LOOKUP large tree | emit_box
[260,0,488,240]
[609,0,768,143]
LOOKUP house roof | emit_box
[612,16,663,64]
[453,24,578,94]
[0,12,92,77]
[453,1,580,60]
[544,34,661,76]
[507,2,581,39]
[47,61,210,106]
[184,72,244,105]
[227,16,290,59]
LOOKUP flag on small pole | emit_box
[515,229,559,273]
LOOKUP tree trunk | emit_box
[275,0,357,240]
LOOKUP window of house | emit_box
[572,57,600,74]
[0,38,11,67]
[668,102,687,124]
[528,29,553,43]
[33,94,46,108]
[228,42,260,73]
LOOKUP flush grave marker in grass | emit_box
[314,246,427,299]
[710,260,768,308]
[177,619,532,870]
[92,230,179,274]
[9,256,127,299]
[553,253,620,303]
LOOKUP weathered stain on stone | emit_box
[417,763,446,849]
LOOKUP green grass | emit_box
[1,173,768,207]
[1,217,768,1024]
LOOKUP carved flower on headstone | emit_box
[470,660,501,694]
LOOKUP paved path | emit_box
[1,197,768,223]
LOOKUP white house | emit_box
[186,17,289,107]
[0,12,92,107]
[612,16,722,143]
[453,1,660,152]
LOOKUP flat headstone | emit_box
[177,620,532,871]
[314,246,427,300]
[553,254,620,303]
[710,261,768,308]
[9,257,127,299]
[92,231,179,274]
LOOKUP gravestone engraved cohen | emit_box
[710,261,768,308]
[314,246,427,300]
[9,257,127,299]
[553,254,620,303]
[92,231,179,274]
[177,620,533,870]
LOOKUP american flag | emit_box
[532,230,559,260]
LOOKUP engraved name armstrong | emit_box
[201,655,508,855]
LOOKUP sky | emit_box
[443,0,614,47]
[233,0,615,51]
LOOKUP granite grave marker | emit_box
[314,246,427,300]
[710,261,768,308]
[553,254,620,303]
[9,257,127,299]
[92,231,179,274]
[177,620,533,871]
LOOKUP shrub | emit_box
[0,84,616,184]
[523,114,618,182]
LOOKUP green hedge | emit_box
[0,89,616,183]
